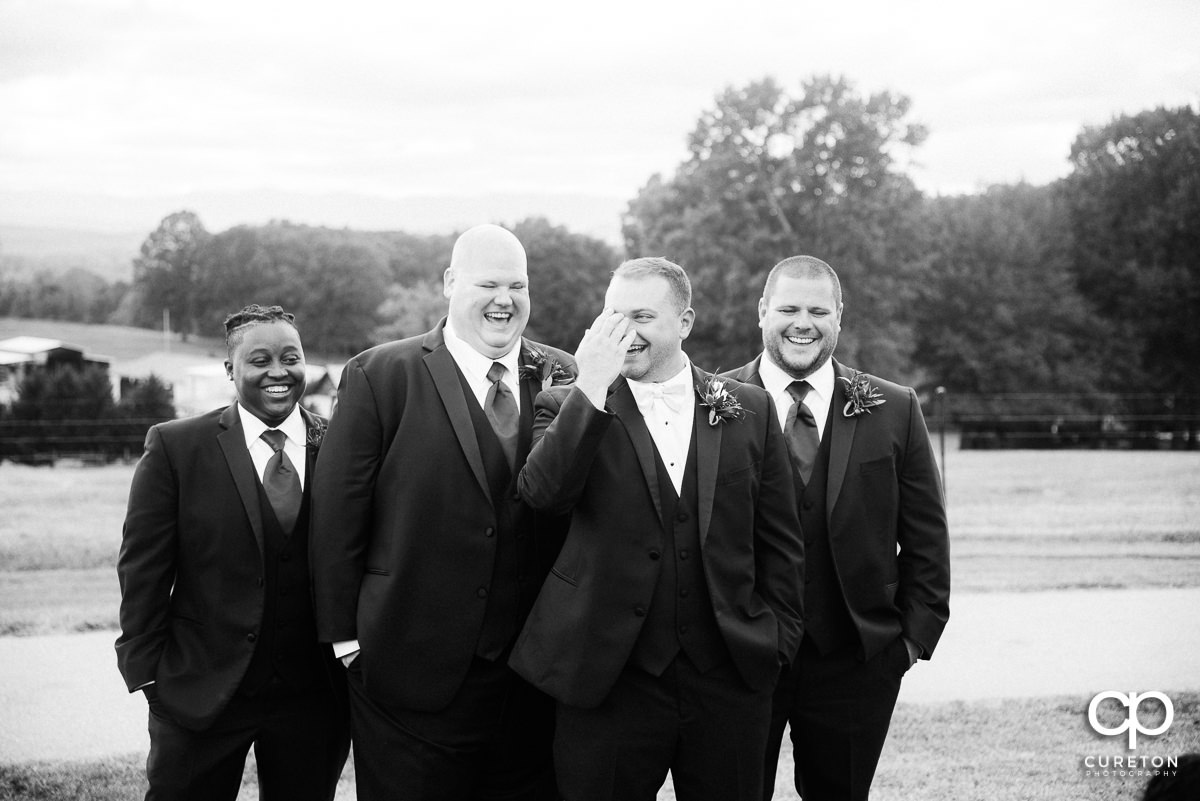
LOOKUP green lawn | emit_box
[0,451,1198,798]
[4,694,1196,801]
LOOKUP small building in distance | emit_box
[0,336,112,407]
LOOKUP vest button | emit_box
[675,511,689,523]
[803,501,814,511]
[648,550,661,560]
[678,549,689,560]
[280,551,291,561]
[246,632,257,642]
[679,588,690,598]
[634,606,647,617]
[477,587,489,598]
[678,625,689,635]
[485,527,495,538]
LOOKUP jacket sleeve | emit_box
[115,425,178,692]
[517,386,613,515]
[752,398,806,663]
[895,387,951,658]
[310,357,385,643]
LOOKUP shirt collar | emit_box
[759,353,836,406]
[237,402,307,448]
[443,320,523,382]
[626,355,693,401]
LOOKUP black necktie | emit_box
[485,362,519,469]
[784,380,820,486]
[260,429,302,533]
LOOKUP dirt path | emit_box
[2,587,1198,764]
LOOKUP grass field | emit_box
[2,449,1198,635]
[0,450,1197,800]
[2,693,1196,801]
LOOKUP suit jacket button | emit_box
[477,587,489,598]
[648,550,661,560]
[634,606,646,617]
[485,527,495,538]
[246,632,257,642]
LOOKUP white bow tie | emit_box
[633,382,690,416]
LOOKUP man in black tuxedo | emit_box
[116,304,349,801]
[310,224,573,800]
[510,257,805,801]
[724,256,951,801]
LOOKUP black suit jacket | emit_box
[723,357,950,660]
[309,320,574,712]
[509,365,805,708]
[115,404,332,731]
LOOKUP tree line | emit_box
[2,74,1197,404]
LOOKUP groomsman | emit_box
[510,257,805,801]
[310,224,573,799]
[724,255,950,801]
[116,304,349,801]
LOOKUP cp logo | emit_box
[1088,691,1174,749]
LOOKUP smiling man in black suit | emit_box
[724,255,951,801]
[116,304,349,801]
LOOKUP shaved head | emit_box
[449,224,528,276]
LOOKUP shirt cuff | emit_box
[332,639,361,659]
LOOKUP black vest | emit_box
[629,423,730,676]
[457,370,539,661]
[240,480,325,696]
[796,401,857,655]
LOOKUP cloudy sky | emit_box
[1,0,1197,235]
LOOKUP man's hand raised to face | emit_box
[574,308,636,408]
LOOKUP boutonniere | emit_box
[696,375,746,426]
[840,371,886,417]
[519,346,574,391]
[306,419,327,449]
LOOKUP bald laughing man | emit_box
[310,224,575,800]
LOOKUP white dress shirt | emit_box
[443,322,522,413]
[626,358,695,495]
[238,403,308,488]
[758,355,835,440]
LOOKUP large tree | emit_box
[624,75,929,376]
[132,210,210,340]
[915,184,1111,404]
[1062,105,1200,395]
[513,217,618,351]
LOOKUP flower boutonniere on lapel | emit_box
[840,371,886,417]
[306,419,327,449]
[519,346,574,391]
[696,375,746,427]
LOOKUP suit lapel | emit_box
[608,378,664,525]
[423,341,491,502]
[217,405,266,556]
[691,366,720,546]
[826,360,857,516]
[514,340,538,474]
[732,356,764,388]
[300,406,321,492]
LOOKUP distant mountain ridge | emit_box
[0,225,144,283]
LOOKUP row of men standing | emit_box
[116,223,950,801]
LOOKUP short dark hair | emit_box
[762,255,842,308]
[223,304,297,357]
[613,257,692,313]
